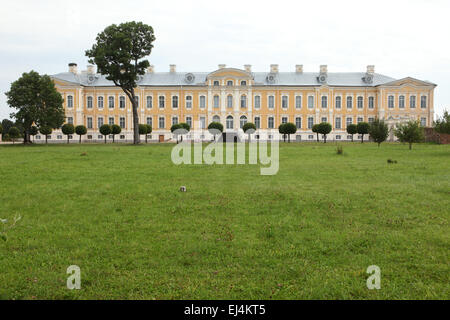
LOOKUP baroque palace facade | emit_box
[48,63,436,142]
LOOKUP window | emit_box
[255,116,261,129]
[357,96,363,109]
[212,115,220,123]
[87,96,93,109]
[67,95,73,108]
[399,95,405,109]
[159,96,165,108]
[254,96,261,109]
[347,96,353,109]
[335,96,342,109]
[420,117,427,126]
[97,96,104,109]
[295,117,302,129]
[226,115,234,129]
[159,116,165,128]
[308,96,314,109]
[227,80,233,86]
[421,96,427,109]
[240,115,247,129]
[119,96,126,109]
[307,116,314,129]
[98,135,103,139]
[336,135,341,140]
[295,96,302,109]
[57,135,62,140]
[213,80,220,86]
[241,81,247,86]
[227,95,233,108]
[357,117,363,124]
[186,116,192,128]
[120,117,125,129]
[67,117,73,125]
[98,117,103,128]
[268,117,274,129]
[308,135,314,140]
[172,116,178,125]
[346,117,353,127]
[214,95,219,108]
[282,116,288,124]
[321,96,328,108]
[146,96,152,109]
[368,117,374,123]
[240,95,247,108]
[335,117,341,129]
[388,95,394,108]
[172,96,178,109]
[368,96,374,109]
[185,96,192,109]
[282,96,288,109]
[108,96,114,109]
[410,96,416,108]
[321,117,327,123]
[108,117,114,125]
[146,117,152,126]
[120,135,125,140]
[268,96,275,109]
[87,117,93,129]
[199,96,206,109]
[200,117,206,129]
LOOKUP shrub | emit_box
[369,119,389,147]
[111,124,121,143]
[283,123,297,143]
[356,122,370,143]
[317,122,332,143]
[8,127,20,144]
[434,110,450,134]
[99,124,112,143]
[243,122,256,142]
[208,122,223,142]
[278,123,287,142]
[39,125,52,144]
[394,120,424,150]
[336,145,344,155]
[346,124,357,142]
[75,125,87,143]
[145,125,152,143]
[312,124,320,142]
[61,123,75,144]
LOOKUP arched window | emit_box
[67,95,73,108]
[388,95,394,108]
[119,96,126,109]
[357,96,363,109]
[226,115,234,129]
[227,95,233,108]
[213,80,220,86]
[321,96,327,108]
[108,96,115,109]
[240,95,247,108]
[346,96,353,109]
[227,80,233,86]
[87,96,93,109]
[97,96,104,109]
[185,95,192,109]
[240,115,247,128]
[241,81,247,86]
[146,96,152,109]
[212,115,220,123]
[335,96,341,109]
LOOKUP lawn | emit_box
[0,142,449,300]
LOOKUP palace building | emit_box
[48,63,436,142]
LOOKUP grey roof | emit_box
[51,70,397,87]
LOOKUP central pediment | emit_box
[207,68,253,79]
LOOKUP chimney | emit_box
[320,65,328,74]
[218,64,226,69]
[170,64,176,73]
[244,64,252,73]
[367,65,375,74]
[68,63,78,74]
[270,64,279,73]
[87,64,95,74]
[147,65,154,73]
[296,65,303,73]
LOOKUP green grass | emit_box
[0,142,449,300]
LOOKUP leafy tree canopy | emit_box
[61,124,75,135]
[208,122,223,134]
[356,122,370,135]
[111,124,122,135]
[138,124,149,135]
[100,124,112,136]
[75,125,87,136]
[394,120,424,150]
[346,124,357,135]
[434,110,450,134]
[242,122,256,134]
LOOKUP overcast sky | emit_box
[1,0,449,120]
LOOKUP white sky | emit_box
[1,0,449,120]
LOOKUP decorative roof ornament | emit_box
[266,73,276,84]
[184,73,195,84]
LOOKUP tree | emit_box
[29,126,38,141]
[284,123,297,143]
[394,120,424,150]
[317,122,332,143]
[1,119,14,139]
[170,124,182,143]
[178,122,190,142]
[208,122,223,142]
[75,125,87,144]
[347,124,357,142]
[61,123,75,144]
[5,71,65,144]
[312,124,320,142]
[145,125,152,143]
[278,124,287,142]
[0,124,2,135]
[39,126,52,144]
[100,124,112,144]
[242,122,256,143]
[139,124,149,142]
[434,110,450,134]
[111,124,122,143]
[369,119,389,147]
[85,22,156,144]
[356,122,370,143]
[8,127,20,144]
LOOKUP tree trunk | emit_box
[131,99,140,144]
[113,135,115,143]
[409,142,412,150]
[23,129,31,144]
[104,136,107,144]
[45,136,48,144]
[324,135,327,143]
[288,134,290,143]
[146,134,148,143]
[316,133,319,142]
[67,135,69,144]
[378,142,381,148]
[361,134,364,143]
[248,133,251,143]
[351,135,354,142]
[79,135,82,144]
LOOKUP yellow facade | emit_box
[49,64,436,142]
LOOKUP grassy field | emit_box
[0,142,449,300]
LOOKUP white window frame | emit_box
[254,95,261,109]
[199,95,206,109]
[146,95,153,109]
[295,94,302,109]
[86,96,93,109]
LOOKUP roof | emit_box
[51,70,399,87]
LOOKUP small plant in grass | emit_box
[75,125,87,143]
[99,124,112,144]
[61,123,75,144]
[336,145,344,155]
[347,124,357,142]
[1,214,22,241]
[8,127,20,144]
[387,159,398,164]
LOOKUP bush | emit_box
[394,120,424,150]
[284,123,297,143]
[346,124,357,142]
[356,122,370,143]
[99,124,112,143]
[312,124,320,142]
[434,110,450,134]
[317,122,332,143]
[75,125,87,143]
[208,122,223,141]
[8,127,20,144]
[336,145,344,155]
[111,124,121,143]
[61,123,75,144]
[243,122,256,142]
[369,119,389,147]
[39,126,52,144]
